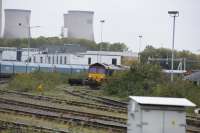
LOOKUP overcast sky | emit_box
[3,0,200,53]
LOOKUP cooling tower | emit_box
[64,10,94,41]
[4,9,31,39]
[0,0,2,37]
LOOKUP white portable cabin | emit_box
[128,96,196,133]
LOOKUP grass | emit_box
[8,71,87,92]
[7,71,126,102]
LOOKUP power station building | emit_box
[3,9,31,39]
[64,10,94,41]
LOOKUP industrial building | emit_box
[31,51,123,66]
[3,9,31,39]
[64,10,94,41]
[0,47,41,62]
[128,96,196,133]
[0,45,138,66]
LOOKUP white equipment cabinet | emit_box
[128,96,196,133]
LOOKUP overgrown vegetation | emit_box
[0,37,128,52]
[103,63,200,106]
[140,45,200,70]
[8,71,87,92]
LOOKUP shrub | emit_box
[103,63,200,106]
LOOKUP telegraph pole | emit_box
[138,35,143,63]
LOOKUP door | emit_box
[164,111,186,133]
[16,50,22,61]
[142,109,163,133]
[112,58,117,65]
[88,57,91,65]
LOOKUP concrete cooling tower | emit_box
[64,10,94,41]
[4,9,31,39]
[0,0,2,37]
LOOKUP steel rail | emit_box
[0,99,127,132]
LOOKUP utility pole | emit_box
[98,20,105,63]
[19,23,40,63]
[138,35,143,63]
[168,11,179,82]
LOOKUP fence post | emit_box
[70,66,72,75]
[12,64,15,75]
[0,63,1,77]
[26,63,28,73]
[38,65,40,72]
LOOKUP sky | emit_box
[3,0,200,53]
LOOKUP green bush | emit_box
[103,63,200,106]
[151,80,200,106]
[102,63,164,97]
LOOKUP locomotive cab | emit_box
[68,63,114,87]
[88,63,113,83]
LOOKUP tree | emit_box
[97,42,110,51]
[0,37,129,52]
[109,43,128,52]
[103,63,164,97]
[103,63,200,106]
[140,45,200,70]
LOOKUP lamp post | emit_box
[168,11,179,82]
[19,23,40,62]
[99,19,105,63]
[100,20,105,43]
[28,26,40,62]
[138,35,143,63]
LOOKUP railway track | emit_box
[0,119,69,133]
[0,97,127,132]
[0,90,127,114]
[187,115,200,132]
[0,78,9,84]
[65,89,127,109]
[187,126,200,133]
[75,90,128,107]
[0,97,127,124]
[1,90,199,132]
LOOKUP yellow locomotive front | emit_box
[68,63,114,87]
[88,64,107,83]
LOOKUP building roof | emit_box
[38,44,88,54]
[68,10,94,14]
[184,71,200,81]
[5,9,31,12]
[81,51,138,57]
[129,96,196,107]
[163,69,187,74]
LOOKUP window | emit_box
[97,68,106,74]
[89,67,105,74]
[33,56,36,63]
[56,56,59,64]
[88,57,91,65]
[89,67,96,73]
[40,57,43,63]
[52,56,55,64]
[112,58,117,65]
[60,56,63,64]
[64,56,67,64]
[48,56,51,64]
